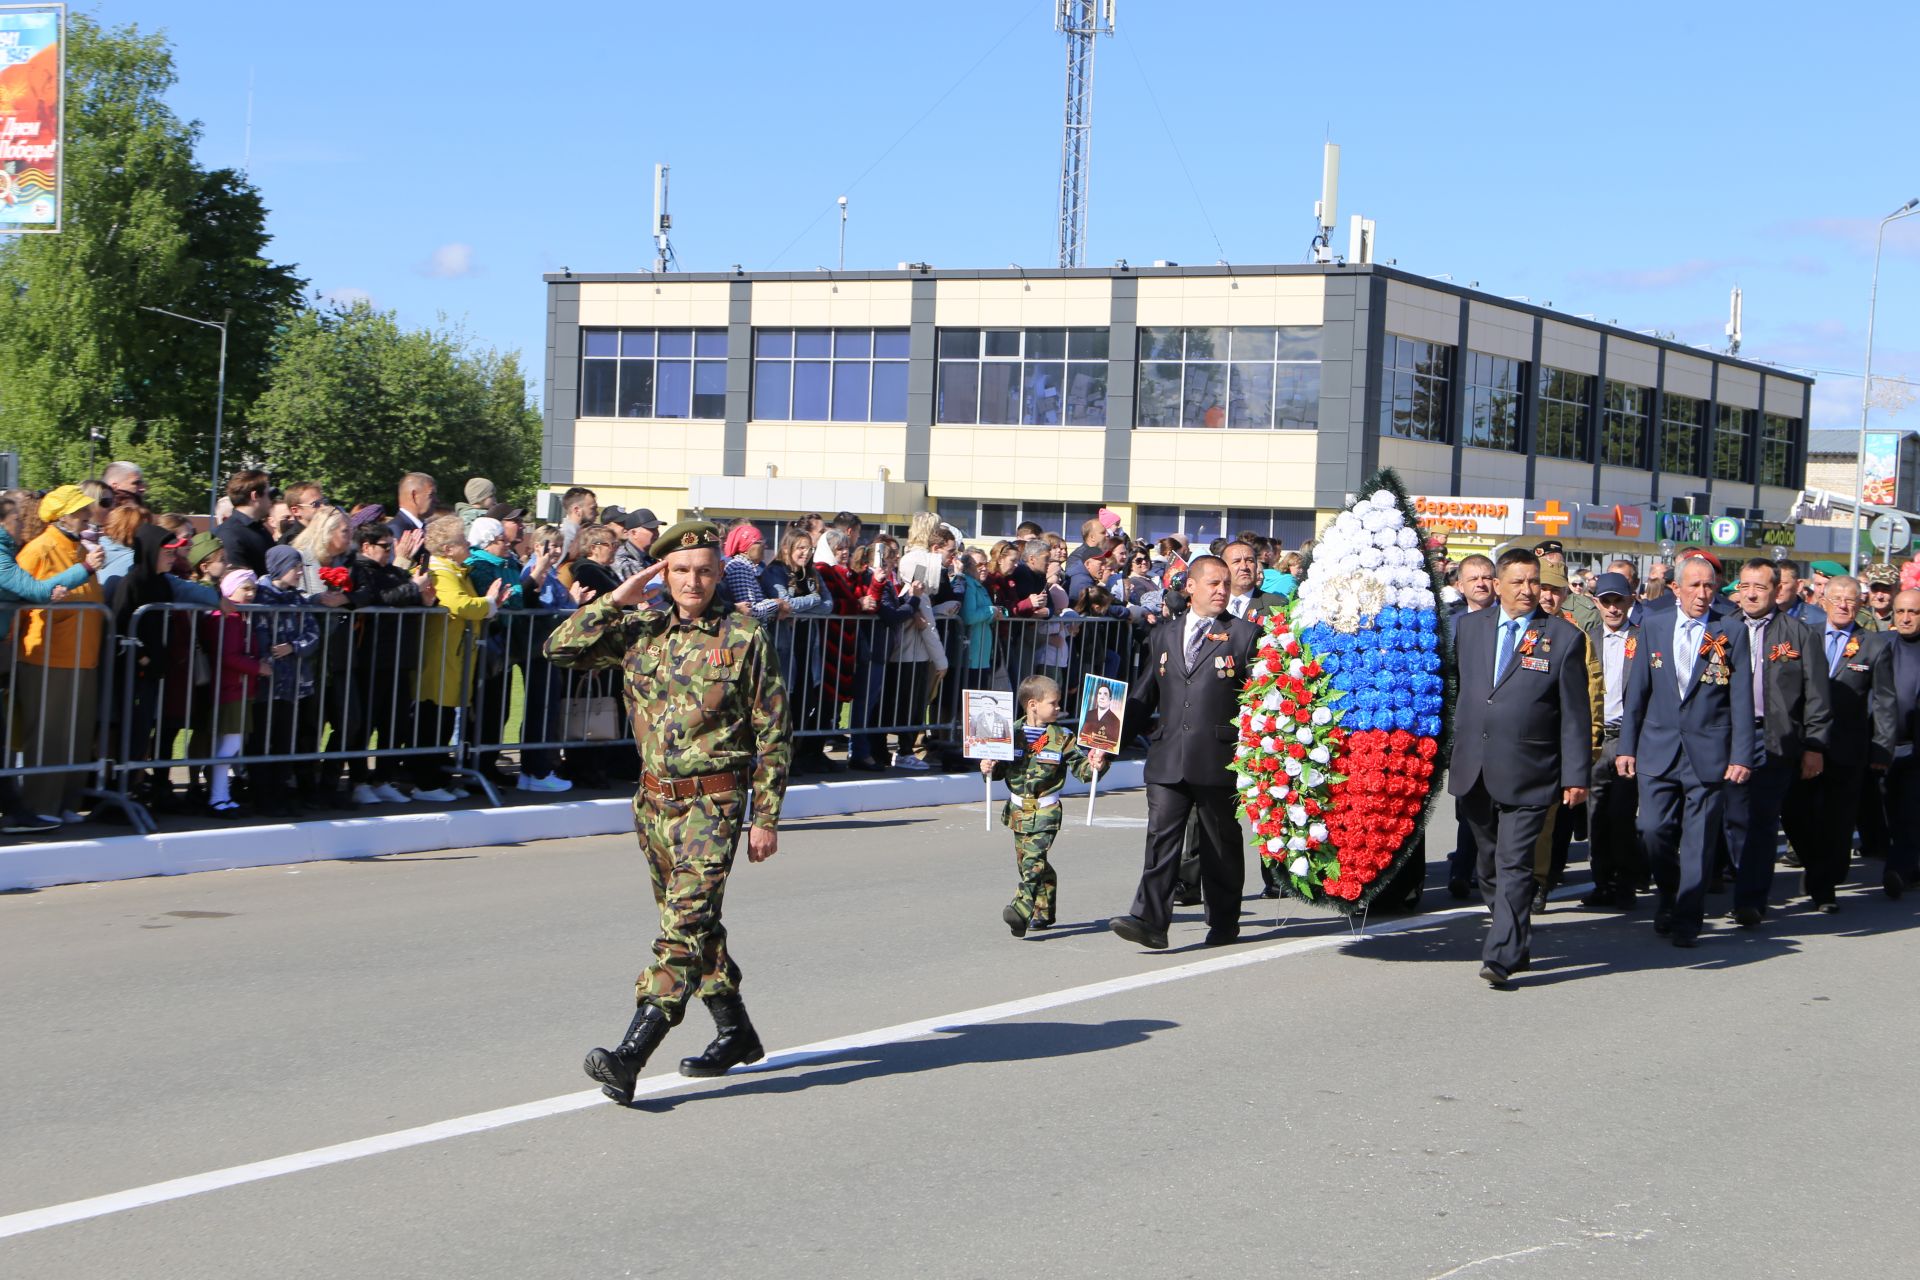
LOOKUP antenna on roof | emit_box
[652,164,677,273]
[1726,285,1743,356]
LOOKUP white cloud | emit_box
[421,243,477,279]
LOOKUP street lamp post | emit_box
[140,305,231,522]
[1852,198,1919,574]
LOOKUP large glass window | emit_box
[1760,413,1799,488]
[1462,352,1525,452]
[1379,334,1453,443]
[1602,381,1651,469]
[1714,404,1754,482]
[1536,368,1592,461]
[1134,325,1320,430]
[752,328,908,423]
[579,328,726,419]
[936,329,1108,426]
[1662,394,1707,475]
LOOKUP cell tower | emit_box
[1055,1,1115,268]
[651,163,677,273]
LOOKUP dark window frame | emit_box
[578,327,727,420]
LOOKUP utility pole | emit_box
[1055,1,1114,268]
[651,164,676,272]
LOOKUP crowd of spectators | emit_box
[0,464,1316,831]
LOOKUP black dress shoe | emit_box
[1733,906,1763,928]
[1672,933,1700,949]
[1259,885,1280,900]
[1172,888,1202,907]
[1108,915,1168,950]
[1002,904,1028,937]
[1579,888,1618,909]
[1530,885,1549,915]
[1204,928,1239,946]
[1816,901,1840,915]
[1512,952,1531,973]
[1478,962,1512,988]
[1654,908,1674,936]
[1448,877,1472,901]
[1885,870,1907,901]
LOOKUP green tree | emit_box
[0,16,305,510]
[249,300,542,508]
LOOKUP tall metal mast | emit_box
[1055,1,1114,268]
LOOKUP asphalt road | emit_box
[3,787,1916,1279]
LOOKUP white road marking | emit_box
[0,894,1515,1242]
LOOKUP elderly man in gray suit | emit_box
[1449,548,1593,988]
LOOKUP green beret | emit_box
[186,532,224,567]
[1810,559,1847,577]
[656,519,721,554]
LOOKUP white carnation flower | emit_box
[1237,772,1258,790]
[1283,757,1303,776]
[1295,726,1314,745]
[1287,835,1308,852]
[1250,660,1270,679]
[1311,706,1331,726]
[1262,692,1282,711]
[1396,526,1420,549]
[1259,736,1276,752]
[1287,804,1308,825]
[1289,856,1310,877]
[1309,822,1328,842]
[1269,783,1289,801]
[1308,745,1330,764]
[1358,546,1385,570]
[1369,490,1396,509]
[1234,744,1250,758]
[1266,836,1285,854]
[1305,768,1326,787]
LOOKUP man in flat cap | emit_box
[544,519,790,1104]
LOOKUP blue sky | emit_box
[134,0,1919,431]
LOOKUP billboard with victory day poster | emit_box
[0,4,62,234]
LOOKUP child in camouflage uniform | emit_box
[983,674,1109,937]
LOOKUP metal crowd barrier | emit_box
[0,601,136,825]
[0,596,1166,841]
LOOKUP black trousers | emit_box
[1885,755,1920,881]
[1783,764,1864,906]
[1727,743,1793,914]
[1132,781,1243,935]
[1588,731,1642,895]
[1458,779,1549,974]
[1857,765,1890,860]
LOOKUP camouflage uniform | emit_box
[544,596,789,1024]
[990,719,1105,926]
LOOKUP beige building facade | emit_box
[541,264,1812,558]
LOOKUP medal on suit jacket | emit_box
[1649,648,1663,669]
[1698,630,1731,685]
[1768,642,1800,661]
[1844,635,1862,660]
[1625,636,1638,661]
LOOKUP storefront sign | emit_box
[1709,515,1746,547]
[0,5,62,235]
[1569,502,1649,541]
[1528,499,1573,537]
[1751,520,1796,548]
[1410,496,1522,536]
[1659,512,1708,545]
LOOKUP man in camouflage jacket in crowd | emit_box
[544,518,790,1104]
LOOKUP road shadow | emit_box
[1343,882,1920,987]
[632,1017,1177,1112]
[786,817,936,831]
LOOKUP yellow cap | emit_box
[38,484,93,522]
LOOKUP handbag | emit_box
[562,694,623,741]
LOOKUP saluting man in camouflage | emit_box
[544,518,790,1104]
[985,674,1109,936]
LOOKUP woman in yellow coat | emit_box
[14,485,110,819]
[409,515,504,801]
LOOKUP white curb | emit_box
[0,760,1145,892]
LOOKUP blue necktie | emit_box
[1826,629,1844,674]
[1494,618,1519,683]
[1679,619,1700,691]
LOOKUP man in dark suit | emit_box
[1617,555,1755,946]
[1110,555,1262,949]
[1780,575,1896,912]
[1221,538,1286,898]
[1222,539,1287,622]
[1449,549,1592,986]
[1724,558,1831,928]
[1880,589,1920,898]
[1582,573,1643,909]
[1775,559,1823,625]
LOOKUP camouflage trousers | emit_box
[631,788,746,1023]
[1006,805,1062,925]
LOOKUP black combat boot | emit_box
[583,1003,670,1104]
[677,993,765,1078]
